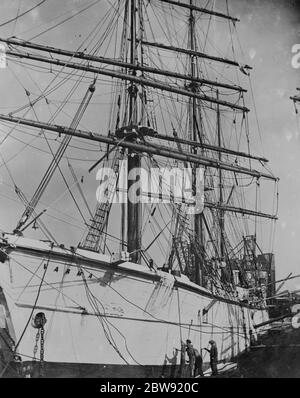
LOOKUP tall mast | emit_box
[217,90,225,259]
[188,0,204,285]
[127,0,142,263]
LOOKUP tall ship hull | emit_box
[0,235,268,378]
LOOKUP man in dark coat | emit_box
[205,340,218,376]
[185,340,204,377]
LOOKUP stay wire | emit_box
[0,0,47,29]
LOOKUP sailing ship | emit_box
[0,0,279,378]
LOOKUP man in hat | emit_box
[205,340,218,376]
[185,339,204,377]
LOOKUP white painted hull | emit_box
[0,235,269,376]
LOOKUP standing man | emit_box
[185,340,204,377]
[205,340,218,376]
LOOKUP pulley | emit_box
[32,312,47,329]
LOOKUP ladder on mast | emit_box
[81,149,124,252]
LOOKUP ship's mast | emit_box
[188,0,204,285]
[127,0,142,264]
[217,90,225,260]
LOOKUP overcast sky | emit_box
[0,0,299,289]
[230,0,300,289]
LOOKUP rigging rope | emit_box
[28,0,101,41]
[0,0,47,28]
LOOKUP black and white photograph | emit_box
[0,0,299,383]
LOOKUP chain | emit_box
[32,325,45,377]
[40,326,45,362]
[33,329,40,361]
[39,326,45,377]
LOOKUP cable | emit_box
[28,0,101,41]
[12,0,22,36]
[0,0,47,28]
